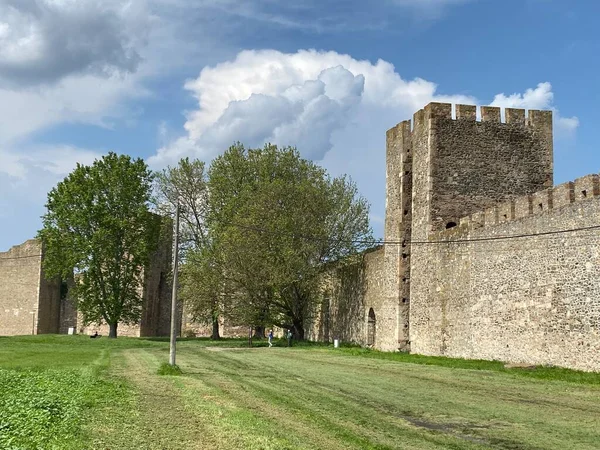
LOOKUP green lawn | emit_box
[1,336,599,449]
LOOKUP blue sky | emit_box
[0,0,597,251]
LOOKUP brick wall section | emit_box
[0,240,43,335]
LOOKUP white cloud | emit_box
[0,144,101,179]
[150,49,475,166]
[149,49,479,243]
[184,0,475,33]
[490,82,579,136]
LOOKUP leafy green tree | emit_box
[154,158,224,338]
[206,143,372,339]
[154,158,209,255]
[38,152,159,338]
[179,243,228,340]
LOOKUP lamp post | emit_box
[169,203,180,366]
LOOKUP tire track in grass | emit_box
[229,369,489,450]
[93,348,220,449]
[180,348,486,450]
[185,347,599,450]
[176,373,338,450]
[261,351,600,449]
[178,349,355,449]
[256,350,600,444]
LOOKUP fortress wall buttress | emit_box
[36,244,61,334]
[306,118,413,350]
[140,217,174,337]
[381,120,412,351]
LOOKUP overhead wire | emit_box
[4,217,599,261]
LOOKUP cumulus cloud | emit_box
[149,49,480,236]
[150,49,475,166]
[490,82,579,136]
[0,0,151,87]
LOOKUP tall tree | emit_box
[154,158,224,338]
[38,153,159,338]
[205,143,372,339]
[154,158,209,256]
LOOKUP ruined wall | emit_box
[0,240,43,335]
[79,217,175,337]
[410,177,600,371]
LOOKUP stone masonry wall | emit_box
[36,260,61,334]
[412,103,553,235]
[79,217,175,337]
[140,220,174,337]
[410,177,600,371]
[0,240,43,335]
[306,247,385,346]
[383,121,412,351]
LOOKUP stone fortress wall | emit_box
[313,101,600,372]
[410,174,600,372]
[0,240,56,335]
[2,100,599,371]
[0,217,175,338]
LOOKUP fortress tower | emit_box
[384,102,553,352]
[408,103,553,241]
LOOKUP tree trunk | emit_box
[211,317,220,340]
[108,322,118,338]
[292,319,305,341]
[253,326,265,339]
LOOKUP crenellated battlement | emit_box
[411,102,553,128]
[454,174,600,233]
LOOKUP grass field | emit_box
[1,336,599,449]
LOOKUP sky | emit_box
[0,0,598,251]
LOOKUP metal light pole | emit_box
[169,203,180,366]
